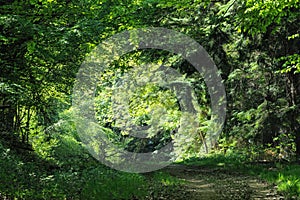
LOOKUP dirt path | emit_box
[154,164,284,200]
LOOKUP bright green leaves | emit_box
[278,54,300,74]
[236,0,300,36]
[128,83,181,134]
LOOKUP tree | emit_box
[221,0,300,157]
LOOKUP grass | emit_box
[152,171,186,186]
[2,132,299,200]
[0,138,188,200]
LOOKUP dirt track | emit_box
[154,164,284,200]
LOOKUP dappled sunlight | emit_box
[1,0,300,198]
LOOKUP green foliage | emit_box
[0,124,149,199]
[1,0,300,198]
[278,54,300,74]
[152,171,185,186]
[81,168,147,200]
[277,173,300,198]
[234,0,300,36]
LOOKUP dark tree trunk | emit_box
[296,135,300,157]
[287,73,300,157]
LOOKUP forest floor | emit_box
[146,164,285,200]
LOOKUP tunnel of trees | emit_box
[0,0,299,199]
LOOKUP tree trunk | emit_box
[296,135,300,157]
[287,73,300,157]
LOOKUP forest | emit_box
[0,0,300,199]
